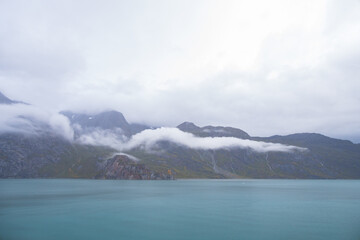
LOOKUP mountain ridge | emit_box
[1,91,359,179]
[177,121,250,139]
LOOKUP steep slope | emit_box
[95,155,174,180]
[126,137,360,179]
[251,133,360,178]
[0,132,115,178]
[0,131,174,179]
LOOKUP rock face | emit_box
[96,155,174,180]
[0,133,73,178]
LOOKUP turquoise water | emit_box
[0,179,359,240]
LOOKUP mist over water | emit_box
[1,179,359,240]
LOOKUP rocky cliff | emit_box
[96,155,174,180]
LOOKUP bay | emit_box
[0,179,359,240]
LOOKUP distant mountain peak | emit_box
[177,122,250,139]
[61,110,132,137]
[177,122,200,130]
[0,91,17,104]
[61,110,154,136]
[0,91,28,105]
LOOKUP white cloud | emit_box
[48,114,74,141]
[0,103,308,152]
[0,103,74,140]
[77,128,127,149]
[123,128,306,153]
[74,127,305,153]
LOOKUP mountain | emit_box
[61,110,133,137]
[177,122,250,139]
[125,124,360,179]
[0,92,170,179]
[0,130,115,178]
[126,139,360,179]
[0,131,173,179]
[61,111,153,137]
[250,133,360,178]
[0,91,359,179]
[254,133,358,150]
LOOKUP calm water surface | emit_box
[0,179,359,240]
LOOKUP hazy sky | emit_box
[0,0,359,142]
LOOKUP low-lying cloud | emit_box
[0,103,306,153]
[121,128,306,153]
[0,103,74,140]
[77,128,127,149]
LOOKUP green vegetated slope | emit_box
[0,132,116,178]
[1,129,360,179]
[125,138,360,179]
[253,134,360,178]
[38,144,115,178]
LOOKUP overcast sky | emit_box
[0,0,359,142]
